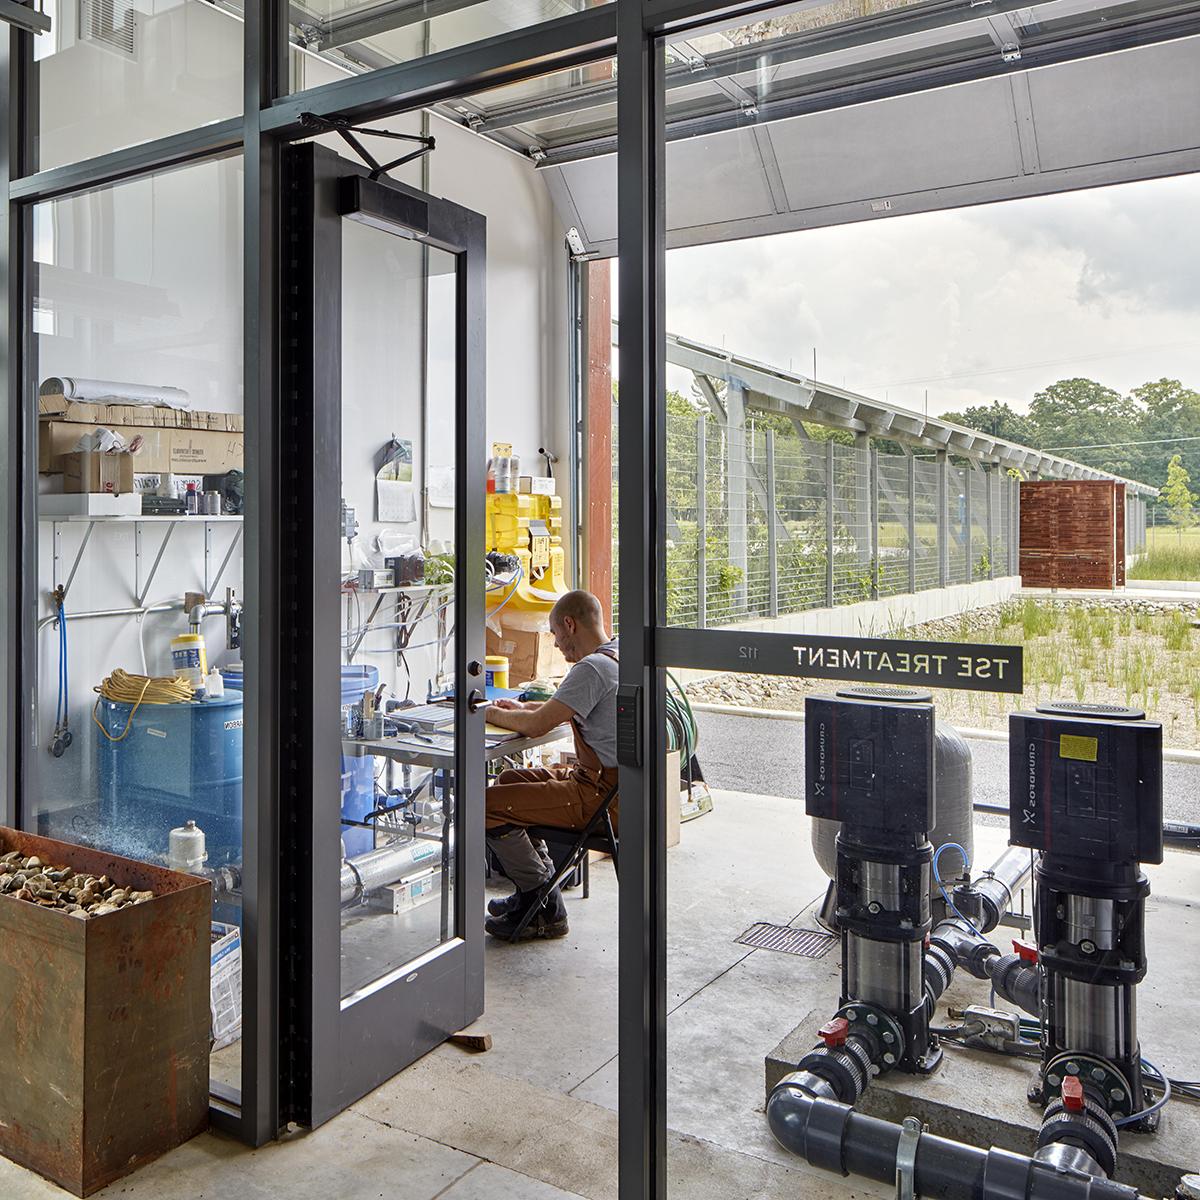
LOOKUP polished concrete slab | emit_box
[3,785,1193,1200]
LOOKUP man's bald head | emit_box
[551,590,603,629]
[549,590,609,663]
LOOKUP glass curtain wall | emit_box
[644,3,1200,1194]
[28,155,247,1102]
[32,0,243,171]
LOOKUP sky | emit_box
[644,171,1200,420]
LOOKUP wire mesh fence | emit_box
[612,404,1024,630]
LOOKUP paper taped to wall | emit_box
[377,478,416,523]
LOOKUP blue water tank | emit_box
[341,665,379,858]
[95,692,244,866]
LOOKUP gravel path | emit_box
[694,709,1200,828]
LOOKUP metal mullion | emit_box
[11,118,245,202]
[266,7,618,134]
[216,0,288,1148]
[617,2,666,1197]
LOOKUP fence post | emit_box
[765,429,779,617]
[696,417,706,629]
[825,440,835,608]
[726,380,748,614]
[986,467,995,579]
[1010,478,1018,576]
[907,453,917,594]
[937,451,948,588]
[964,467,973,583]
[869,444,880,600]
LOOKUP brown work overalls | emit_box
[485,645,619,835]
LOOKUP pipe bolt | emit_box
[1047,1074,1061,1087]
[883,1053,896,1065]
[868,902,882,915]
[866,1013,879,1026]
[1065,1062,1080,1075]
[1080,940,1096,955]
[882,1032,895,1044]
[1110,1088,1125,1103]
[846,1008,859,1021]
[1090,1069,1105,1082]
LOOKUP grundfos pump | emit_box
[1009,701,1164,1172]
[803,693,940,1082]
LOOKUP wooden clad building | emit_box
[1019,480,1126,590]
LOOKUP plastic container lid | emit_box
[341,664,380,705]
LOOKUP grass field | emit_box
[689,597,1200,749]
[1132,524,1200,581]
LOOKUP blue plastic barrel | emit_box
[95,692,244,866]
[340,665,379,858]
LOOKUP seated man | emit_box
[483,589,618,941]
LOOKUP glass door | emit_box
[279,143,486,1126]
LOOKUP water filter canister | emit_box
[168,819,208,874]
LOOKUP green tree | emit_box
[1163,454,1197,542]
[1130,379,1200,499]
[1027,378,1141,477]
[940,401,1037,447]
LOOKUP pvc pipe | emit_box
[767,1080,1146,1200]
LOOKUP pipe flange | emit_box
[839,1002,906,1072]
[797,1039,872,1105]
[1039,1097,1118,1180]
[1044,1052,1135,1122]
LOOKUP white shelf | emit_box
[39,514,244,523]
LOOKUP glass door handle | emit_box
[466,689,487,714]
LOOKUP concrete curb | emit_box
[689,701,1200,763]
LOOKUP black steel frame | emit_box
[1,0,1193,1185]
[279,141,486,1128]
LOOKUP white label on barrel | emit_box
[224,719,243,730]
[147,728,167,738]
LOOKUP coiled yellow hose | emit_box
[92,669,195,743]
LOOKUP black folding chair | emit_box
[506,781,619,942]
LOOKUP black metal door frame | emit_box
[278,142,486,1129]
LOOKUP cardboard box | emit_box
[37,396,106,423]
[486,624,568,684]
[169,429,243,473]
[62,451,136,495]
[210,923,242,1053]
[40,421,171,474]
[40,421,241,476]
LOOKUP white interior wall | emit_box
[35,0,242,171]
[34,155,245,824]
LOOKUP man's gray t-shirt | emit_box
[552,638,619,768]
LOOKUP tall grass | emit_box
[1129,543,1200,582]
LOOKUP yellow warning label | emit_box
[1059,734,1098,763]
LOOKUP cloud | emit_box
[658,173,1200,419]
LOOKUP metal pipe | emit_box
[767,1080,1146,1200]
[339,836,448,904]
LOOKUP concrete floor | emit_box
[1,786,875,1200]
[4,718,1194,1199]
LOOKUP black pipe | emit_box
[767,1079,1146,1200]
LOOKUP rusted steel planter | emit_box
[0,827,211,1196]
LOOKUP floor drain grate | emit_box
[735,923,836,958]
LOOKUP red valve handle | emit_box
[819,1017,850,1048]
[1013,938,1038,963]
[1062,1075,1085,1113]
